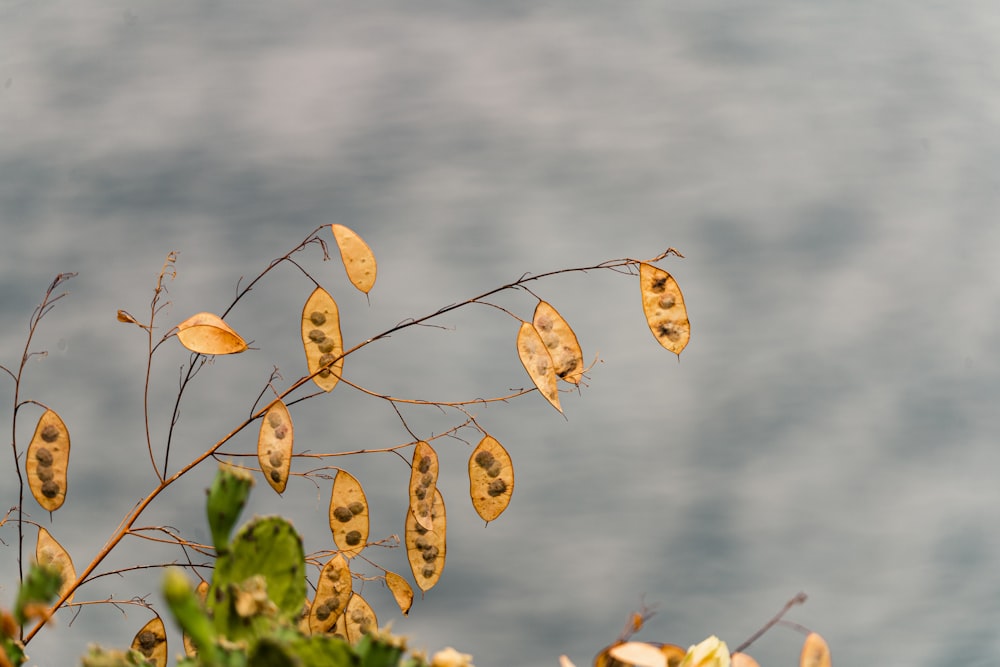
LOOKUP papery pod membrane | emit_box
[343,592,377,644]
[800,632,831,667]
[329,470,369,558]
[130,617,167,667]
[405,488,446,592]
[258,400,293,494]
[35,527,75,603]
[533,300,584,384]
[516,321,562,413]
[331,224,377,294]
[595,643,685,667]
[302,287,344,392]
[26,409,70,511]
[181,580,211,658]
[176,312,248,355]
[468,435,514,523]
[732,653,761,667]
[560,657,577,667]
[384,571,414,616]
[408,441,439,531]
[639,263,690,356]
[309,554,352,635]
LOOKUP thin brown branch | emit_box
[732,592,808,654]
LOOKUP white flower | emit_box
[680,636,730,667]
[431,646,475,667]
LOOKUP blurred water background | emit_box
[3,2,1000,665]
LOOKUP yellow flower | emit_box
[680,636,730,667]
[430,647,475,667]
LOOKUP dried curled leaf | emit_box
[800,632,831,667]
[131,617,167,667]
[258,400,293,494]
[639,263,690,356]
[384,571,414,616]
[309,555,352,635]
[35,527,75,603]
[405,488,446,592]
[302,287,344,392]
[26,409,70,511]
[343,592,377,643]
[532,301,584,384]
[516,321,562,413]
[408,441,439,532]
[176,312,248,355]
[331,224,377,294]
[329,470,369,558]
[595,643,685,667]
[468,435,514,523]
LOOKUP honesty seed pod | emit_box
[329,470,369,558]
[257,400,293,494]
[176,312,248,355]
[26,409,70,511]
[130,617,168,667]
[516,321,562,413]
[468,435,514,523]
[343,592,377,643]
[302,287,344,392]
[405,488,446,592]
[384,571,414,616]
[331,224,377,294]
[408,441,439,531]
[639,263,690,356]
[35,527,75,603]
[309,554,352,635]
[532,300,584,384]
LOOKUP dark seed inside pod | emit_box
[41,425,60,443]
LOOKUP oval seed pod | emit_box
[405,488,446,593]
[26,409,70,511]
[257,400,293,494]
[131,617,168,667]
[384,571,414,616]
[309,554,352,635]
[639,263,690,356]
[176,312,248,355]
[532,301,584,385]
[329,470,369,559]
[800,632,831,667]
[408,441,439,532]
[343,592,377,643]
[516,321,562,413]
[468,435,514,523]
[331,224,377,294]
[35,527,75,603]
[302,287,344,392]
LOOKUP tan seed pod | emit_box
[343,592,377,643]
[35,527,75,603]
[731,653,762,667]
[130,617,167,667]
[800,632,831,667]
[405,488,446,592]
[302,288,344,392]
[331,224,377,294]
[176,312,248,355]
[384,571,414,616]
[468,435,513,523]
[257,400,293,494]
[309,554,352,635]
[26,409,70,511]
[639,263,690,356]
[329,471,369,558]
[532,301,584,385]
[409,441,439,532]
[516,321,562,413]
